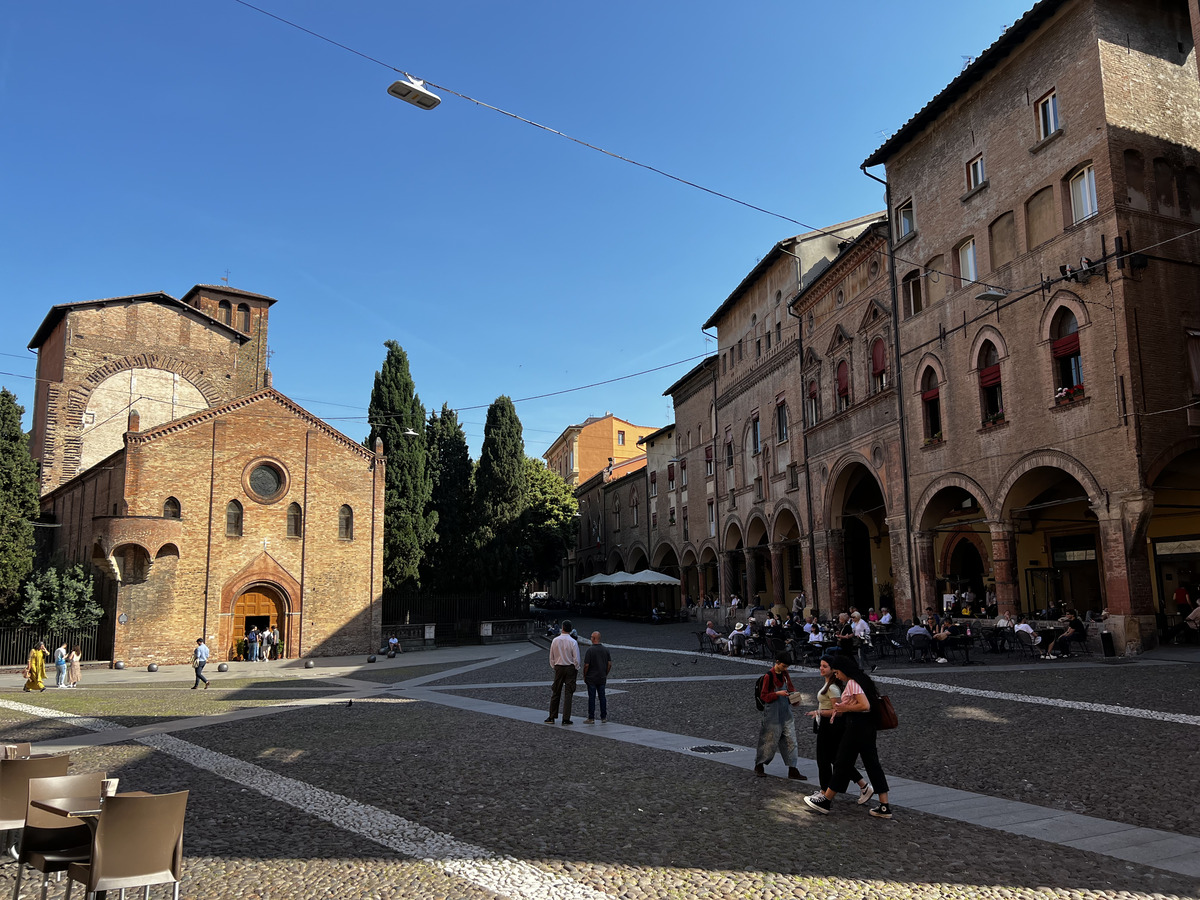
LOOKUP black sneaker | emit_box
[544,717,555,724]
[803,792,832,814]
[561,719,573,725]
[869,803,893,819]
[753,764,766,777]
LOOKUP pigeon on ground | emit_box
[347,700,353,708]
[671,662,680,667]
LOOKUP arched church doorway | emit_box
[232,584,287,658]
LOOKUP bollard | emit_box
[147,664,158,673]
[304,660,314,669]
[217,663,229,672]
[387,651,396,659]
[114,661,125,670]
[367,655,377,663]
[1101,630,1116,657]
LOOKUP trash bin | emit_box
[1101,630,1116,657]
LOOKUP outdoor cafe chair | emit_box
[0,757,71,859]
[907,633,933,663]
[1013,630,1041,659]
[12,771,105,900]
[65,790,189,900]
[3,745,33,761]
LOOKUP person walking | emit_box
[66,644,82,688]
[53,642,68,688]
[754,653,808,781]
[546,620,580,725]
[805,653,872,802]
[191,637,211,690]
[23,643,48,692]
[803,654,892,818]
[582,631,613,724]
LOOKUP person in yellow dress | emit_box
[23,642,48,692]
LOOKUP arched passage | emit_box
[827,460,890,615]
[231,584,289,660]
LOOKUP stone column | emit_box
[913,531,937,619]
[813,528,846,616]
[884,514,914,622]
[769,542,786,610]
[718,552,731,605]
[743,547,758,606]
[988,522,1019,614]
[1092,492,1156,653]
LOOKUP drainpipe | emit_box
[702,328,722,601]
[785,285,822,617]
[862,164,918,621]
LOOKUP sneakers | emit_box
[803,792,832,814]
[787,767,808,781]
[857,783,875,805]
[936,657,948,664]
[600,718,607,724]
[544,717,555,724]
[869,803,893,819]
[583,718,595,724]
[561,719,574,725]
[753,764,766,777]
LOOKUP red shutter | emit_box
[979,364,1001,387]
[872,340,886,376]
[667,463,675,480]
[1051,333,1080,358]
[922,388,940,401]
[650,471,656,485]
[807,380,817,398]
[679,458,686,471]
[837,362,849,396]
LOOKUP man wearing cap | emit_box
[754,652,807,781]
[546,620,580,725]
[191,638,211,690]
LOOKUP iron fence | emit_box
[0,626,101,667]
[381,591,528,646]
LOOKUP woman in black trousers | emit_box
[803,653,892,818]
[805,653,872,802]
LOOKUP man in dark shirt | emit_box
[1046,611,1086,658]
[582,632,613,724]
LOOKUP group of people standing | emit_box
[546,620,613,726]
[244,625,282,662]
[22,641,82,692]
[754,649,893,819]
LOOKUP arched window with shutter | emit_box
[287,502,303,537]
[218,300,232,325]
[806,379,820,426]
[1051,309,1083,400]
[237,303,251,332]
[836,361,850,411]
[921,368,942,442]
[871,339,888,392]
[163,497,181,519]
[226,500,243,537]
[978,341,1004,424]
[338,505,354,540]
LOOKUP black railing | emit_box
[381,591,528,646]
[0,627,101,667]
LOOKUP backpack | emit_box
[754,674,767,711]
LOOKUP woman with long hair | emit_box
[23,642,48,693]
[67,645,82,688]
[805,653,872,802]
[803,652,892,818]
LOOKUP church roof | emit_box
[27,290,249,350]
[180,284,278,305]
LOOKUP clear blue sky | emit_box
[1,1,1036,459]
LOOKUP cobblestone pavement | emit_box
[0,622,1195,899]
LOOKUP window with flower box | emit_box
[1051,309,1083,401]
[921,368,942,443]
[978,341,1004,425]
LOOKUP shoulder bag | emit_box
[874,694,898,730]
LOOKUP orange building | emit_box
[543,413,656,486]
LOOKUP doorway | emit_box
[231,585,286,659]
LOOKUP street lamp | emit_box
[387,76,441,110]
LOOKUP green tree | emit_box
[473,396,527,591]
[0,388,39,614]
[366,342,435,591]
[421,404,474,593]
[19,560,101,631]
[518,457,578,587]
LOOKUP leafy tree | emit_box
[518,457,578,587]
[421,404,474,593]
[366,342,435,591]
[0,388,39,614]
[19,560,102,631]
[473,396,527,591]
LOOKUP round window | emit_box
[248,463,283,501]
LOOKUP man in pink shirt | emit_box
[546,620,581,725]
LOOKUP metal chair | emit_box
[0,757,71,859]
[65,791,189,900]
[12,771,105,900]
[907,633,933,663]
[1013,630,1041,659]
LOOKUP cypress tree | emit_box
[366,342,435,591]
[474,396,527,591]
[0,388,39,615]
[421,404,474,593]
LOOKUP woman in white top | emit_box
[805,654,872,802]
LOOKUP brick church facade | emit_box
[28,285,384,665]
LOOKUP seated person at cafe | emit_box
[706,621,728,653]
[835,612,855,654]
[1013,615,1042,648]
[994,610,1014,628]
[728,623,749,656]
[928,617,962,663]
[879,607,894,626]
[907,619,931,639]
[1045,610,1087,657]
[851,611,871,643]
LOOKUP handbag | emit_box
[874,694,898,730]
[192,656,202,669]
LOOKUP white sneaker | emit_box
[936,657,948,664]
[857,783,874,805]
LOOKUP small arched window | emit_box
[836,360,851,411]
[1051,309,1084,399]
[218,300,232,325]
[287,502,302,537]
[871,338,888,393]
[237,303,251,332]
[338,505,354,540]
[921,368,942,442]
[978,341,1004,424]
[163,497,181,519]
[226,500,243,537]
[806,379,820,426]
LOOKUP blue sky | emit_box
[1,1,1037,458]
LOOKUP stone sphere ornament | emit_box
[304,660,315,669]
[367,655,377,663]
[217,663,229,672]
[147,664,158,672]
[387,651,396,659]
[114,661,125,670]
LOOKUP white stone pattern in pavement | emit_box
[873,676,1200,727]
[0,700,610,900]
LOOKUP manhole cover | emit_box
[690,745,735,754]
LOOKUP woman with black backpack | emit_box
[802,652,892,819]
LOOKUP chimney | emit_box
[127,409,140,433]
[264,369,273,388]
